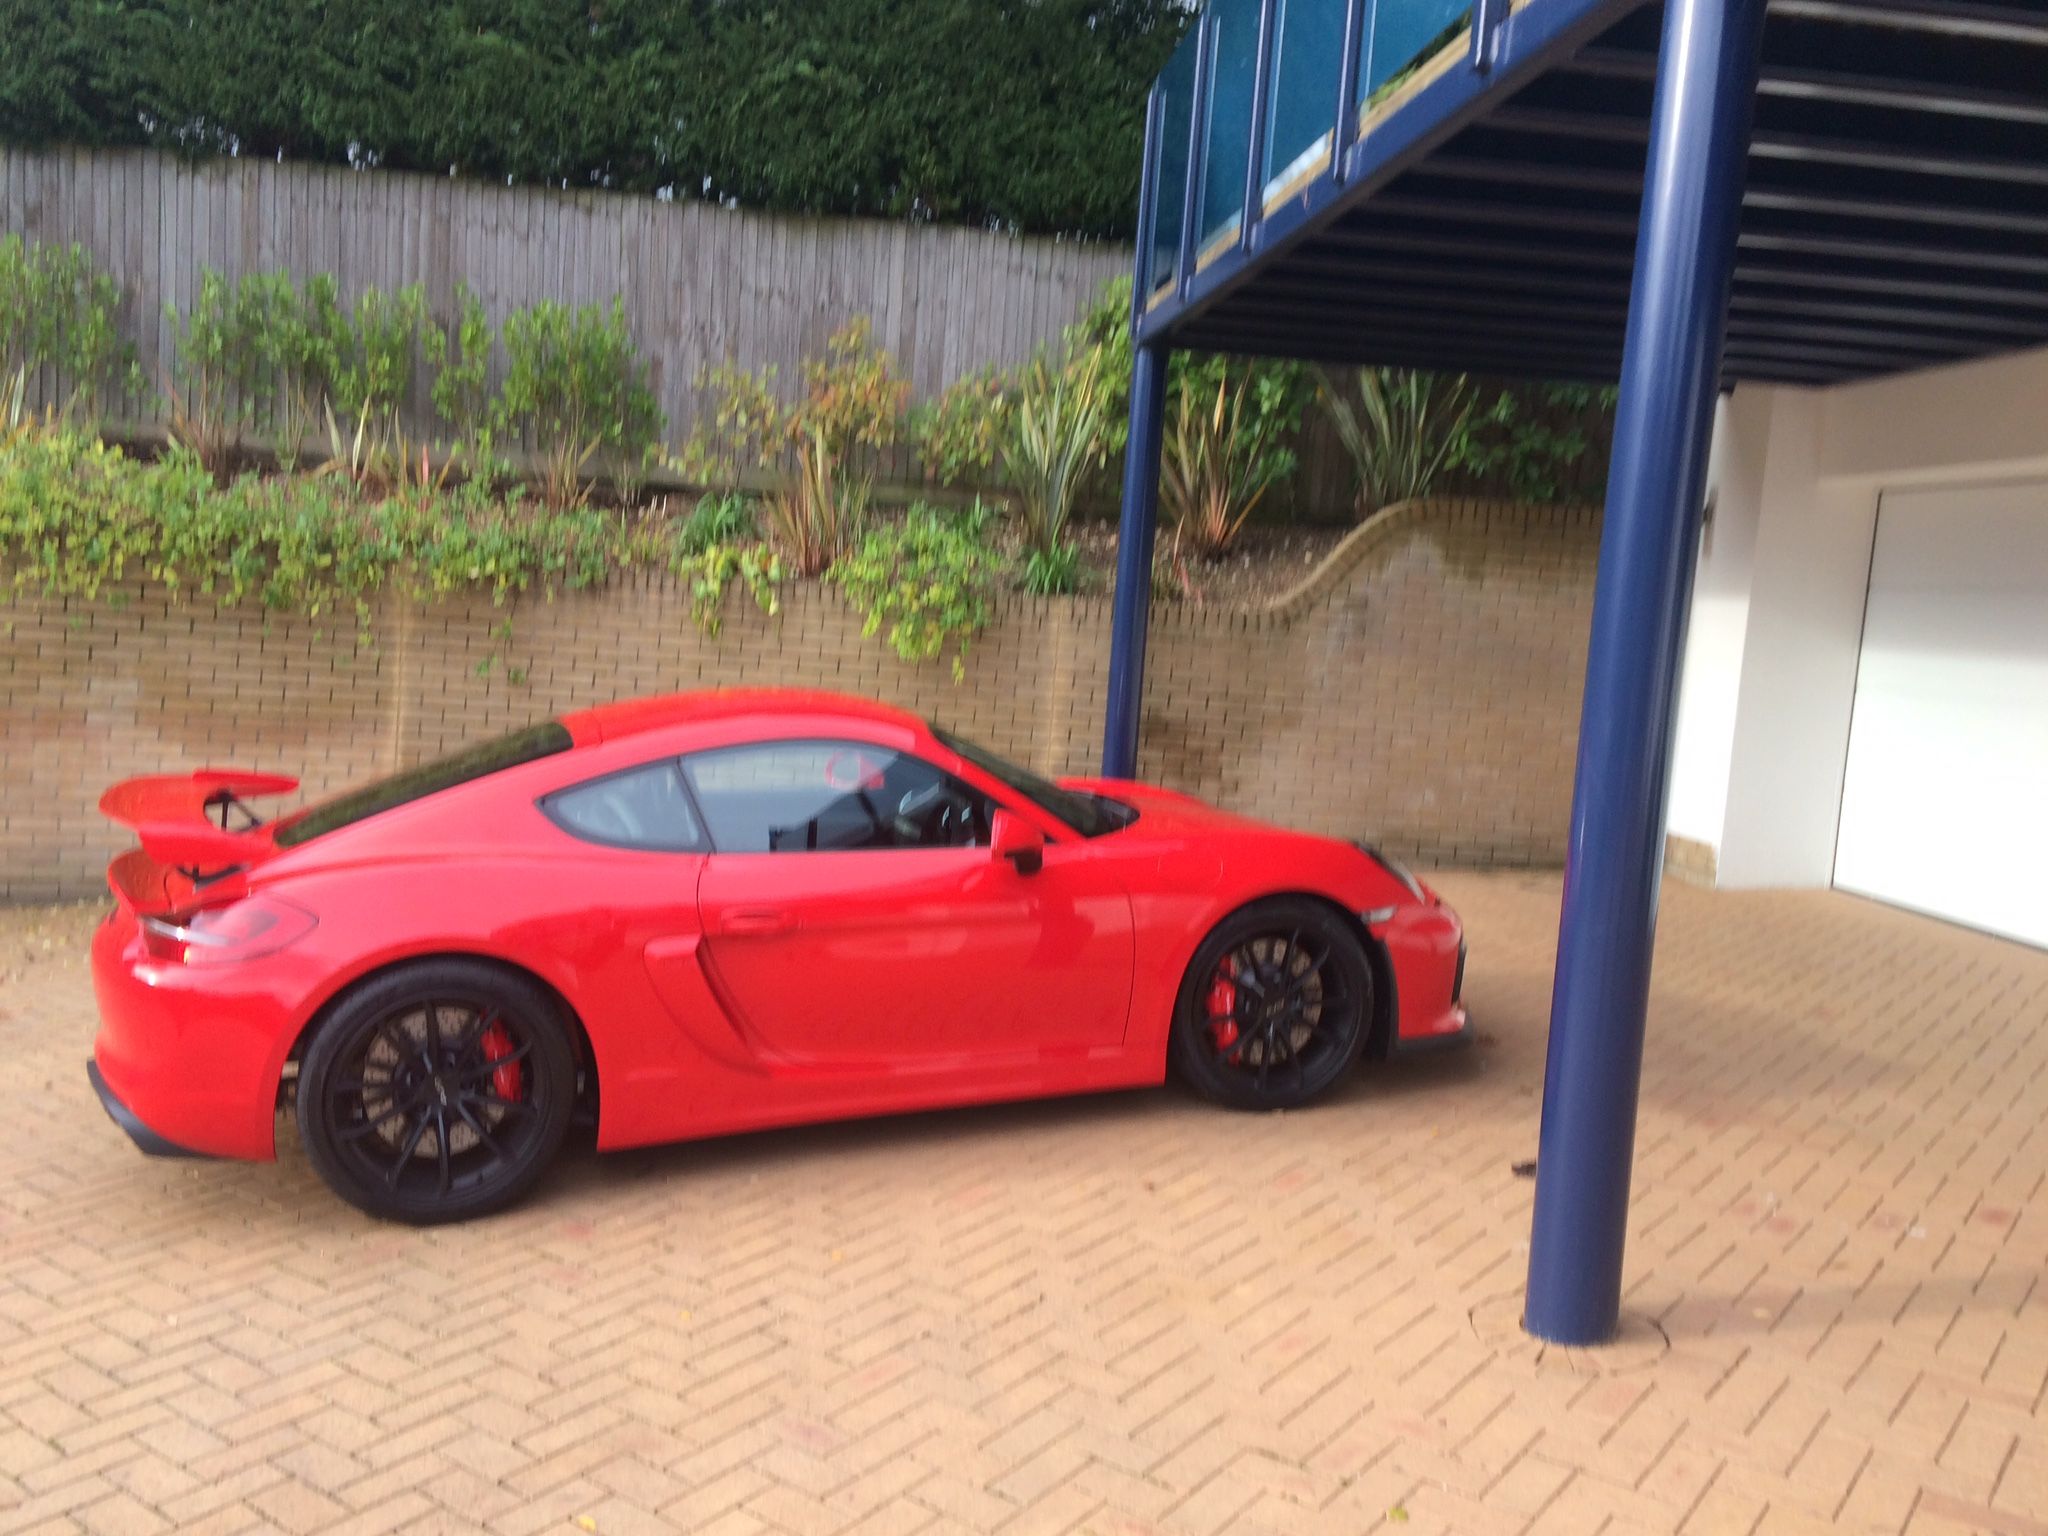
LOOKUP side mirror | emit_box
[990,810,1045,875]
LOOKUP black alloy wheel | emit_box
[297,959,575,1223]
[1171,898,1374,1111]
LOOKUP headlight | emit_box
[1357,842,1425,900]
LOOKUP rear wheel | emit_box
[297,959,576,1224]
[1170,899,1373,1111]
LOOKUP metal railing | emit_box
[1135,0,1490,320]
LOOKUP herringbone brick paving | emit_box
[1,873,2042,1534]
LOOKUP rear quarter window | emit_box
[274,721,572,847]
[541,760,706,852]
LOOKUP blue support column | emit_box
[1102,341,1170,779]
[1523,0,1766,1345]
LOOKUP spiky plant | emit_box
[1160,373,1290,560]
[1316,366,1477,518]
[1000,349,1108,555]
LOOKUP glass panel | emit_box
[930,725,1136,839]
[543,761,704,853]
[1197,0,1263,254]
[1261,0,1345,203]
[1358,0,1472,112]
[683,741,994,852]
[274,721,571,846]
[1145,29,1201,296]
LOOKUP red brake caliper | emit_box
[1207,958,1242,1062]
[480,1018,522,1102]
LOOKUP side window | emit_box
[542,760,705,852]
[682,740,994,853]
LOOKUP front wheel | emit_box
[297,959,577,1224]
[1170,898,1374,1111]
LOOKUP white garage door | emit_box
[1833,480,2048,948]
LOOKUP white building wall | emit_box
[1667,344,2048,888]
[1667,390,1769,848]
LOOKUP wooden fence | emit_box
[0,147,1124,476]
[1,145,1609,516]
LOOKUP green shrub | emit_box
[686,317,906,571]
[673,490,758,555]
[1020,541,1082,596]
[1452,382,1617,504]
[167,270,282,471]
[0,234,135,424]
[665,536,784,635]
[496,298,663,507]
[0,427,603,624]
[328,283,437,463]
[911,365,1010,487]
[163,268,393,472]
[0,425,785,645]
[829,502,1004,680]
[428,282,498,478]
[274,273,347,465]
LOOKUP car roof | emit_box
[560,688,925,747]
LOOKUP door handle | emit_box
[719,906,794,936]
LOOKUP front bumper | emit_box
[1389,1003,1472,1056]
[86,1059,215,1158]
[1367,900,1470,1052]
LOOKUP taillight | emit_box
[139,895,316,965]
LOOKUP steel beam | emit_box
[1770,0,2048,44]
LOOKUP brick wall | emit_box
[0,498,1598,903]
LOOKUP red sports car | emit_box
[89,689,1468,1222]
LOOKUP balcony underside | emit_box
[1144,0,2048,387]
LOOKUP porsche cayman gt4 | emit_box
[89,689,1469,1222]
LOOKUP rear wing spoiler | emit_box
[99,769,300,903]
[99,769,300,829]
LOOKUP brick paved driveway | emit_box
[2,874,2043,1536]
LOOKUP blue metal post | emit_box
[1103,341,1170,779]
[1524,0,1765,1345]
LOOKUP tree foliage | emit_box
[0,0,1189,238]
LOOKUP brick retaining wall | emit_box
[1,498,1598,902]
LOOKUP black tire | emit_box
[297,959,577,1224]
[1170,898,1374,1112]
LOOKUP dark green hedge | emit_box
[0,0,1188,239]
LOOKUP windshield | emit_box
[273,721,573,847]
[931,725,1134,839]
